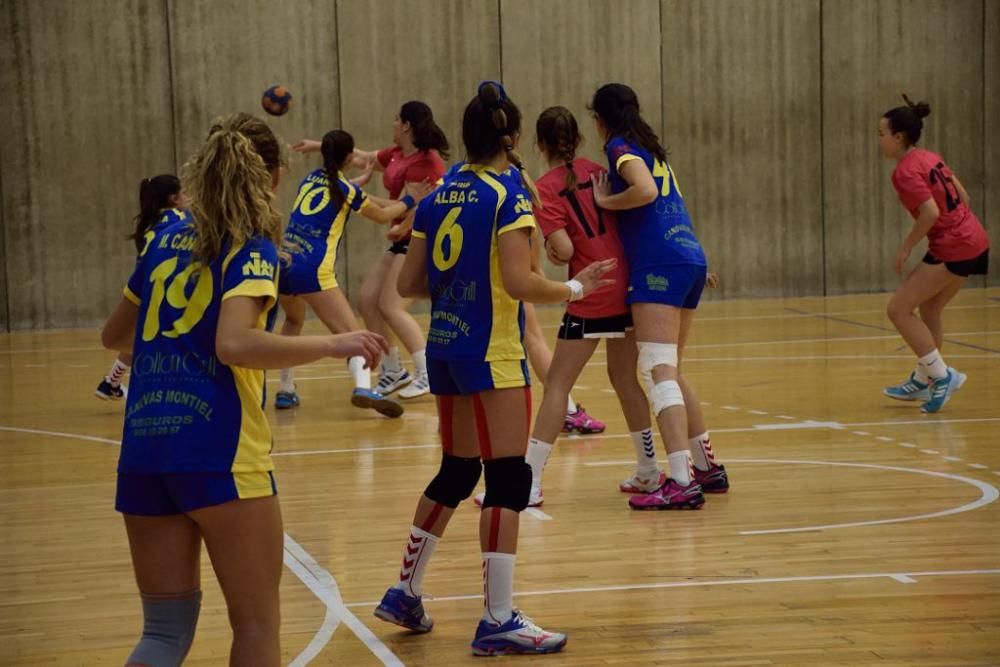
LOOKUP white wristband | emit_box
[565,279,584,302]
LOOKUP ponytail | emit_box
[129,174,181,252]
[321,130,355,214]
[535,106,582,191]
[469,81,541,207]
[182,112,285,263]
[400,101,450,160]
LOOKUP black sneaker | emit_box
[96,377,125,401]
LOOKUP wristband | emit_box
[565,279,584,302]
[400,194,416,210]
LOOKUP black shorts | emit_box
[388,239,410,255]
[557,312,633,340]
[922,249,989,277]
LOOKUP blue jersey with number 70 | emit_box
[412,164,536,362]
[119,218,279,474]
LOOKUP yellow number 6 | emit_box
[432,207,464,271]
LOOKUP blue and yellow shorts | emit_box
[115,470,277,516]
[627,263,707,309]
[427,358,530,396]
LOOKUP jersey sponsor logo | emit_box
[646,274,669,292]
[132,350,219,380]
[656,199,688,217]
[514,196,533,215]
[242,251,276,279]
[432,279,477,304]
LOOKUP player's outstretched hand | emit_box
[590,172,612,208]
[328,330,388,370]
[574,258,617,297]
[706,271,720,288]
[292,139,321,154]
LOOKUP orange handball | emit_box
[261,85,293,116]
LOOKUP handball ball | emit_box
[262,85,292,116]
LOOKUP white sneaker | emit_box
[619,469,666,494]
[399,372,430,399]
[375,368,412,395]
[473,487,543,507]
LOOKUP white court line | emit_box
[899,443,918,448]
[748,410,768,415]
[920,449,940,455]
[583,458,999,535]
[875,436,894,442]
[890,574,918,584]
[942,456,963,462]
[853,431,871,436]
[342,568,1000,609]
[284,534,403,667]
[274,443,440,457]
[968,464,989,470]
[524,508,553,521]
[0,425,119,445]
[721,405,740,411]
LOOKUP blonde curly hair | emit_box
[182,112,286,263]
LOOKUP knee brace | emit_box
[650,379,685,416]
[424,454,482,508]
[637,342,679,392]
[126,590,202,667]
[481,456,532,512]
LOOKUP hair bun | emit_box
[478,80,506,108]
[902,94,931,119]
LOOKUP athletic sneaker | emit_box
[376,368,412,395]
[471,610,567,656]
[628,479,705,510]
[274,389,300,409]
[95,378,125,401]
[694,463,730,493]
[563,405,606,434]
[351,388,404,418]
[921,369,966,414]
[474,487,544,507]
[619,469,666,493]
[883,373,930,401]
[373,587,433,633]
[399,372,430,399]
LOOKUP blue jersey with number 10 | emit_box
[119,219,279,475]
[412,164,536,362]
[605,136,706,269]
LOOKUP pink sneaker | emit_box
[562,405,606,434]
[694,463,729,493]
[619,470,667,493]
[628,479,705,510]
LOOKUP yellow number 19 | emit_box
[142,257,214,342]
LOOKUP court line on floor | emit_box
[341,568,1000,609]
[284,534,403,667]
[583,458,998,535]
[0,425,120,445]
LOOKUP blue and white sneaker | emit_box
[373,587,433,633]
[274,389,300,409]
[471,610,567,656]
[95,377,126,401]
[921,369,967,414]
[351,387,404,418]
[883,373,930,401]
[376,368,412,395]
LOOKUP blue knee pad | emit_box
[424,454,482,508]
[126,590,202,667]
[481,456,532,512]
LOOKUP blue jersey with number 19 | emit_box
[605,136,706,269]
[119,218,279,475]
[412,164,536,361]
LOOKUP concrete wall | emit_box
[0,0,994,328]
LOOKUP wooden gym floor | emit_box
[1,289,999,666]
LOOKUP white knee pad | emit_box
[650,379,684,416]
[637,342,679,392]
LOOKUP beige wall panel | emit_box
[501,0,662,279]
[986,0,999,287]
[661,0,823,299]
[336,0,501,301]
[823,0,984,294]
[167,0,342,284]
[0,0,174,328]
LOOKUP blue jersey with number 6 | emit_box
[119,218,279,474]
[412,164,536,361]
[605,136,706,269]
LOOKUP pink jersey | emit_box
[376,146,446,229]
[535,158,629,319]
[891,149,989,261]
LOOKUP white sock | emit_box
[383,347,402,374]
[630,429,658,474]
[279,368,295,393]
[412,349,427,376]
[913,364,930,384]
[482,552,515,624]
[566,395,577,414]
[108,359,129,387]
[348,356,371,389]
[525,438,553,489]
[917,350,948,380]
[393,526,439,598]
[688,432,715,471]
[668,450,693,486]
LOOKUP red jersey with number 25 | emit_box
[891,148,990,261]
[535,158,629,319]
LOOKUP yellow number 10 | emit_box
[652,159,682,198]
[432,207,464,271]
